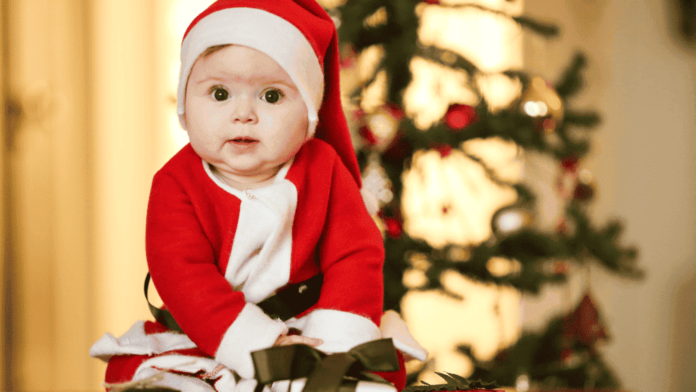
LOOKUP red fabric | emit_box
[182,0,361,188]
[146,138,383,360]
[106,323,405,391]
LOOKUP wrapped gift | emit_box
[252,338,401,392]
[403,372,503,392]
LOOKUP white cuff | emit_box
[215,303,288,379]
[300,309,381,353]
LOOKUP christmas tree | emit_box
[325,0,643,390]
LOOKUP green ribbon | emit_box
[252,338,400,392]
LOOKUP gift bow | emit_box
[251,338,400,392]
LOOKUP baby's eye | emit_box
[261,88,284,104]
[211,87,229,102]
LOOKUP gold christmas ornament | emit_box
[520,76,564,123]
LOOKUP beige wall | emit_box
[524,1,696,391]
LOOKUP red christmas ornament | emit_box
[444,104,477,131]
[560,156,579,173]
[573,182,595,201]
[422,0,440,4]
[339,45,357,69]
[384,102,405,121]
[384,217,403,239]
[358,125,377,146]
[432,143,452,157]
[382,132,413,162]
[561,293,608,347]
[352,107,366,120]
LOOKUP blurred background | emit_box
[0,0,694,391]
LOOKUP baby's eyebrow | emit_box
[195,74,296,89]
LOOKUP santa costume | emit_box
[90,1,426,391]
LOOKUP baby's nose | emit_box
[231,99,258,123]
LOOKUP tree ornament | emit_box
[520,76,564,123]
[384,217,403,239]
[362,152,394,207]
[359,103,403,151]
[444,103,477,131]
[492,205,533,237]
[431,143,453,157]
[539,118,557,134]
[560,155,579,173]
[421,0,441,4]
[358,125,378,146]
[339,44,357,69]
[573,168,596,202]
[573,182,595,202]
[561,293,608,348]
[381,132,413,163]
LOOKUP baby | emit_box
[90,1,426,391]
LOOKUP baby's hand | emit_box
[274,334,323,347]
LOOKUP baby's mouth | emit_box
[231,137,258,144]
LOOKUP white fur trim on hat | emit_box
[177,8,324,138]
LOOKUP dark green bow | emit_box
[252,338,400,392]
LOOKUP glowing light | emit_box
[497,210,523,232]
[401,149,518,248]
[579,168,594,184]
[403,269,428,289]
[523,100,548,117]
[402,271,521,383]
[367,113,397,139]
[486,257,522,277]
[516,373,530,392]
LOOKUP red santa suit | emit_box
[90,139,425,391]
[90,1,426,390]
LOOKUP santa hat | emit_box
[177,0,376,211]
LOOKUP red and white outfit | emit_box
[90,1,426,391]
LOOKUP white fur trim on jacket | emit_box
[215,303,288,379]
[299,309,381,354]
[89,320,196,362]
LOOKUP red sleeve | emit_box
[316,156,384,323]
[146,169,286,378]
[298,149,385,352]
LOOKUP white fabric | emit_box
[89,320,196,362]
[300,309,381,354]
[178,8,323,138]
[134,355,237,392]
[203,160,297,304]
[215,303,288,379]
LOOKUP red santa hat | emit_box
[177,0,371,201]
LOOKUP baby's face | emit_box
[184,45,309,185]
